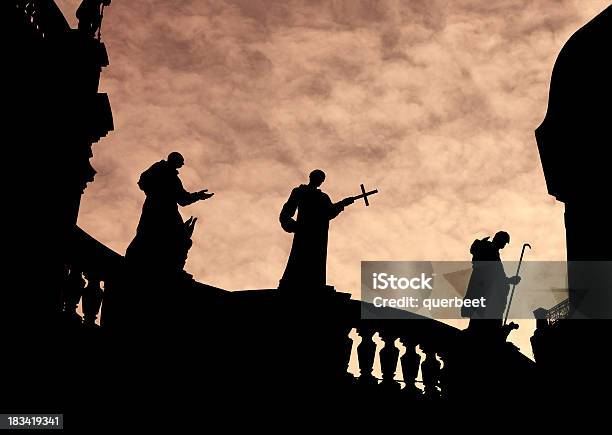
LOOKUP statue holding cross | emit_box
[278,169,378,292]
[351,184,379,207]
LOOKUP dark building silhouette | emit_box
[4,0,114,417]
[76,0,110,38]
[6,0,113,331]
[532,4,612,400]
[535,5,612,319]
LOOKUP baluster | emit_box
[62,267,84,325]
[82,273,104,327]
[379,331,400,390]
[356,326,377,385]
[421,343,442,399]
[339,325,355,383]
[437,350,448,399]
[400,336,421,396]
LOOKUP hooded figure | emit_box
[462,231,520,320]
[126,152,212,274]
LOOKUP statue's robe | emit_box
[462,237,510,320]
[279,184,345,291]
[126,160,201,273]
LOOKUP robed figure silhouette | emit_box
[462,231,520,321]
[126,152,213,275]
[279,170,353,291]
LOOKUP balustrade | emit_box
[351,321,446,398]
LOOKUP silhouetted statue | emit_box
[278,170,354,291]
[76,0,111,38]
[126,152,213,276]
[462,231,520,322]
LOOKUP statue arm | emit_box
[329,196,354,220]
[328,202,345,220]
[495,262,520,285]
[279,189,299,233]
[177,191,204,206]
[176,178,205,206]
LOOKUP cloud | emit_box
[56,0,610,357]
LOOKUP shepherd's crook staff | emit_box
[503,243,531,325]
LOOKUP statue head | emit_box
[492,231,510,249]
[168,152,185,169]
[309,169,326,187]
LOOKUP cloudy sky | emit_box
[58,0,610,356]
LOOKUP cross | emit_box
[352,184,379,206]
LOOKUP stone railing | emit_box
[546,298,571,324]
[61,226,123,327]
[59,233,456,400]
[352,323,445,398]
[534,298,571,326]
[347,305,458,399]
[61,227,537,401]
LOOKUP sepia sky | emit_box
[57,0,610,357]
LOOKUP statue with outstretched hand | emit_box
[126,152,213,274]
